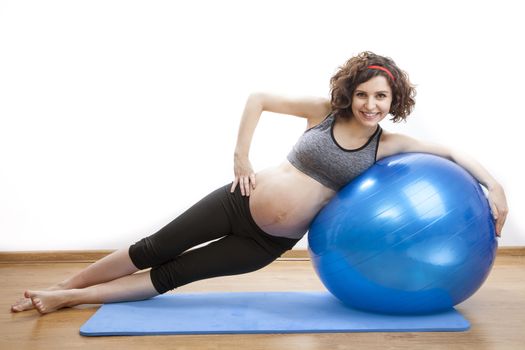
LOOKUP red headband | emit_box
[367,65,395,81]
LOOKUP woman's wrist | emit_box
[234,149,249,159]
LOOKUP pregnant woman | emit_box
[11,51,508,314]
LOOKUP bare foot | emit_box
[24,290,74,315]
[11,284,66,313]
[11,297,35,313]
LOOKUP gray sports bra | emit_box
[286,112,382,191]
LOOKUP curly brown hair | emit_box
[329,51,416,122]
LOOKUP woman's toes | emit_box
[11,298,35,312]
[22,290,69,314]
[31,300,43,313]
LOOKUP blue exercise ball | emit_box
[308,153,498,315]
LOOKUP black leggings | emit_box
[128,183,300,294]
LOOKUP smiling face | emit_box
[351,75,393,127]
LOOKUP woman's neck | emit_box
[338,116,378,140]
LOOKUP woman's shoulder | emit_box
[377,130,446,160]
[376,130,410,160]
[305,98,332,129]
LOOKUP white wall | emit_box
[1,0,523,251]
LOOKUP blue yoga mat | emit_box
[80,291,470,336]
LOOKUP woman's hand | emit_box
[487,184,508,237]
[231,154,256,196]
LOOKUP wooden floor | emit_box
[2,255,524,350]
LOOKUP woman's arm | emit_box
[381,133,508,236]
[231,94,263,196]
[232,93,331,196]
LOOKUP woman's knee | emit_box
[128,237,164,270]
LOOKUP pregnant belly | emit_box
[249,161,336,238]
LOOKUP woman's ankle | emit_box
[53,277,81,290]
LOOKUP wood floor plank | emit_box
[1,247,523,263]
[2,256,524,349]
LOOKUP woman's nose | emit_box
[365,98,376,110]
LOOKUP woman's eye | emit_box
[377,94,386,99]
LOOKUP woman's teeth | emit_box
[362,112,378,118]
